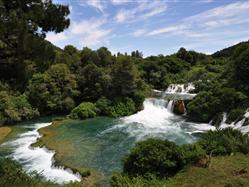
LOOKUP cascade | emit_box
[219,110,249,134]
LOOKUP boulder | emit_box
[173,100,186,115]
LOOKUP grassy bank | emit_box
[0,127,11,144]
[164,153,249,187]
[112,154,249,187]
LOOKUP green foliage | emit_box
[0,0,70,87]
[27,64,78,114]
[95,97,111,116]
[77,63,111,101]
[122,138,206,180]
[95,97,136,117]
[108,97,136,117]
[123,139,184,178]
[111,56,138,97]
[181,144,206,164]
[111,172,167,187]
[69,102,97,120]
[226,109,245,124]
[233,44,249,95]
[199,128,249,155]
[187,86,247,122]
[0,91,39,124]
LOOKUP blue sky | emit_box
[46,0,249,56]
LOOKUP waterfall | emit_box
[167,100,174,112]
[101,97,215,143]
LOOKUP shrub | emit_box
[122,139,206,179]
[123,139,184,178]
[198,128,249,155]
[95,97,111,116]
[181,144,206,164]
[108,97,136,117]
[69,102,97,120]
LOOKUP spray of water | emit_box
[3,122,81,184]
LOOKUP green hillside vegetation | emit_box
[0,0,248,125]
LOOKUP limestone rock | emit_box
[173,100,185,115]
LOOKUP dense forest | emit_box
[1,0,249,186]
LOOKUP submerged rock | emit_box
[173,100,186,115]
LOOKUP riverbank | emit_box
[33,119,103,186]
[0,127,11,144]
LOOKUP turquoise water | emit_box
[0,98,215,183]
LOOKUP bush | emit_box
[69,102,97,120]
[109,97,136,117]
[122,139,206,179]
[198,128,249,155]
[123,139,184,178]
[95,97,111,116]
[181,144,206,164]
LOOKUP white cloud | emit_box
[115,0,167,23]
[147,25,187,36]
[110,0,130,5]
[131,29,147,37]
[79,0,106,12]
[71,18,111,47]
[46,32,67,43]
[200,0,214,3]
[146,1,249,36]
[46,18,112,48]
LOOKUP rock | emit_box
[173,100,186,115]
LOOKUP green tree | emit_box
[77,64,111,101]
[27,64,78,114]
[0,0,70,87]
[111,56,138,97]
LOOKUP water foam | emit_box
[102,98,215,143]
[3,122,81,184]
[219,111,249,134]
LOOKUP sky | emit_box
[46,0,249,56]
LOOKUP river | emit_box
[0,84,216,184]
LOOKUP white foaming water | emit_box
[165,83,195,94]
[3,122,81,184]
[162,83,197,100]
[219,110,249,134]
[102,98,215,143]
[101,84,214,143]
